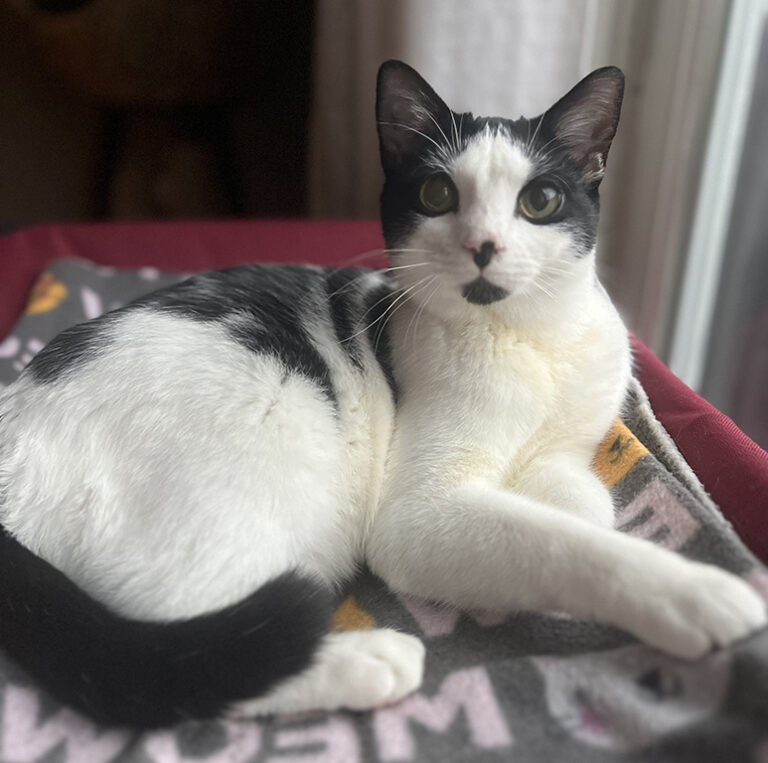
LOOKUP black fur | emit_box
[362,282,399,401]
[462,278,510,306]
[0,524,334,728]
[27,318,116,384]
[134,265,338,402]
[324,267,367,369]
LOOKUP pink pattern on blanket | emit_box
[400,595,506,637]
[616,478,700,550]
[0,685,129,763]
[270,716,360,762]
[374,667,513,761]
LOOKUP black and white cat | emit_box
[0,61,765,728]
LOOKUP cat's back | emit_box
[0,264,397,619]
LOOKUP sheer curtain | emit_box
[696,3,768,449]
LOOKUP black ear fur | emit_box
[376,60,453,173]
[540,66,624,182]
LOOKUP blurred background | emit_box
[1,0,767,448]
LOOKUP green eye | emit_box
[518,178,564,221]
[419,173,458,215]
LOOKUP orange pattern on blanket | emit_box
[24,273,68,315]
[333,596,376,631]
[593,419,649,488]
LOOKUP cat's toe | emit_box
[337,629,425,709]
[639,564,768,660]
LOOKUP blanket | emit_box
[0,258,767,763]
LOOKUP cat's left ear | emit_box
[376,60,454,173]
[540,66,624,183]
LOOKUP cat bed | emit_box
[1,221,767,761]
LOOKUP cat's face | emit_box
[532,645,731,752]
[376,61,624,326]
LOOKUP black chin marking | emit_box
[462,278,510,305]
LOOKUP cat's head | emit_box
[376,60,623,326]
[532,645,731,752]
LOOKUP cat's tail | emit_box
[0,524,334,729]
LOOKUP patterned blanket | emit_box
[1,258,767,763]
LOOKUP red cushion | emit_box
[632,337,768,564]
[1,220,766,563]
[0,219,387,340]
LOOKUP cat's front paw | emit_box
[632,562,767,660]
[335,628,426,710]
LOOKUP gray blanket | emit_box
[0,258,767,763]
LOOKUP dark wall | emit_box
[0,0,315,228]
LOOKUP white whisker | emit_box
[371,276,433,354]
[343,276,431,345]
[403,276,438,347]
[406,278,441,351]
[377,121,446,158]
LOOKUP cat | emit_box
[0,60,765,729]
[533,645,731,751]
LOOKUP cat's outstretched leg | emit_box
[515,452,615,528]
[367,484,767,660]
[228,629,425,717]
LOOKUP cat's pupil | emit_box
[530,185,555,211]
[518,178,563,221]
[419,173,457,215]
[637,668,683,699]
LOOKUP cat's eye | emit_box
[518,178,564,222]
[637,668,683,699]
[419,173,458,215]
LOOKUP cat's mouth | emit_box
[461,277,510,305]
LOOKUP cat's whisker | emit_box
[541,265,575,278]
[380,262,431,271]
[403,276,438,348]
[448,110,460,154]
[327,262,432,299]
[423,111,453,159]
[527,114,545,154]
[377,121,445,157]
[343,276,431,345]
[530,279,556,300]
[369,277,433,354]
[341,248,432,266]
[407,279,441,351]
[339,249,388,266]
[375,275,437,354]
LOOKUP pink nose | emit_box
[462,238,504,269]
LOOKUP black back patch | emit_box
[324,268,368,370]
[362,282,399,401]
[133,265,337,402]
[26,316,115,384]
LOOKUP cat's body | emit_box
[0,61,765,728]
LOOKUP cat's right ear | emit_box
[540,66,625,184]
[376,60,452,173]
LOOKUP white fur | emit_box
[0,133,765,718]
[230,629,425,716]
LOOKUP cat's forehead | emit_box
[449,127,534,190]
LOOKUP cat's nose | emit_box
[463,239,503,269]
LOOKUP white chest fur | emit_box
[385,276,630,494]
